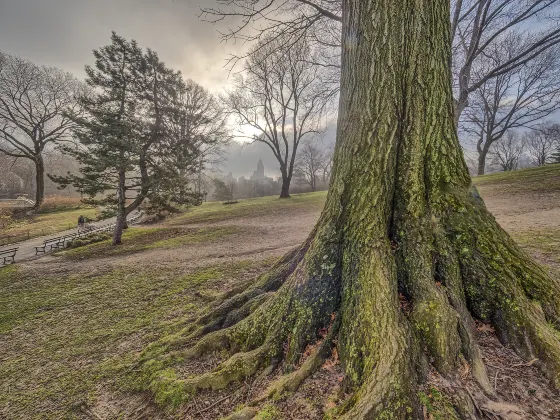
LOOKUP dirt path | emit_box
[37,187,558,279]
[477,187,560,233]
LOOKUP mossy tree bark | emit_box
[138,0,560,418]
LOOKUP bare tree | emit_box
[293,139,326,191]
[179,79,230,163]
[490,130,525,171]
[223,36,330,198]
[203,0,560,128]
[462,36,560,175]
[525,123,560,166]
[175,79,231,195]
[212,177,237,203]
[452,0,560,123]
[201,1,341,92]
[0,52,84,207]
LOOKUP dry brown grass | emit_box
[37,195,88,213]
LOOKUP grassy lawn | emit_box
[0,208,100,244]
[59,225,243,260]
[171,191,327,224]
[472,163,560,194]
[0,257,276,419]
[511,229,560,278]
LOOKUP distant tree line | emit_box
[478,123,560,173]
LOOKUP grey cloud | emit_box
[0,0,241,90]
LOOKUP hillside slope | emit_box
[0,167,559,419]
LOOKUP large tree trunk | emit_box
[33,156,45,209]
[134,0,560,417]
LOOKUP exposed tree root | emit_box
[449,196,560,388]
[253,317,340,403]
[221,407,259,420]
[132,194,560,418]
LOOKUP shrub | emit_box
[66,232,111,249]
[0,208,14,230]
[96,207,117,221]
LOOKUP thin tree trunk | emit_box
[279,172,291,198]
[33,156,45,209]
[113,211,127,245]
[477,151,487,175]
[112,171,127,245]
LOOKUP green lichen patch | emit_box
[254,403,281,420]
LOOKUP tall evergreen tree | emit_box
[135,1,560,417]
[53,33,200,244]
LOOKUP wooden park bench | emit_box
[0,247,18,265]
[35,237,62,254]
[34,234,77,255]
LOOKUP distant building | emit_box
[211,159,280,200]
[250,159,266,182]
[224,172,235,183]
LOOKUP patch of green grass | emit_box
[147,226,241,249]
[61,227,164,258]
[511,229,560,278]
[0,207,100,243]
[61,225,241,260]
[418,387,460,420]
[513,229,560,255]
[254,403,281,420]
[171,191,327,224]
[0,258,275,419]
[473,164,560,194]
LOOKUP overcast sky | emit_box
[0,0,240,89]
[0,0,299,177]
